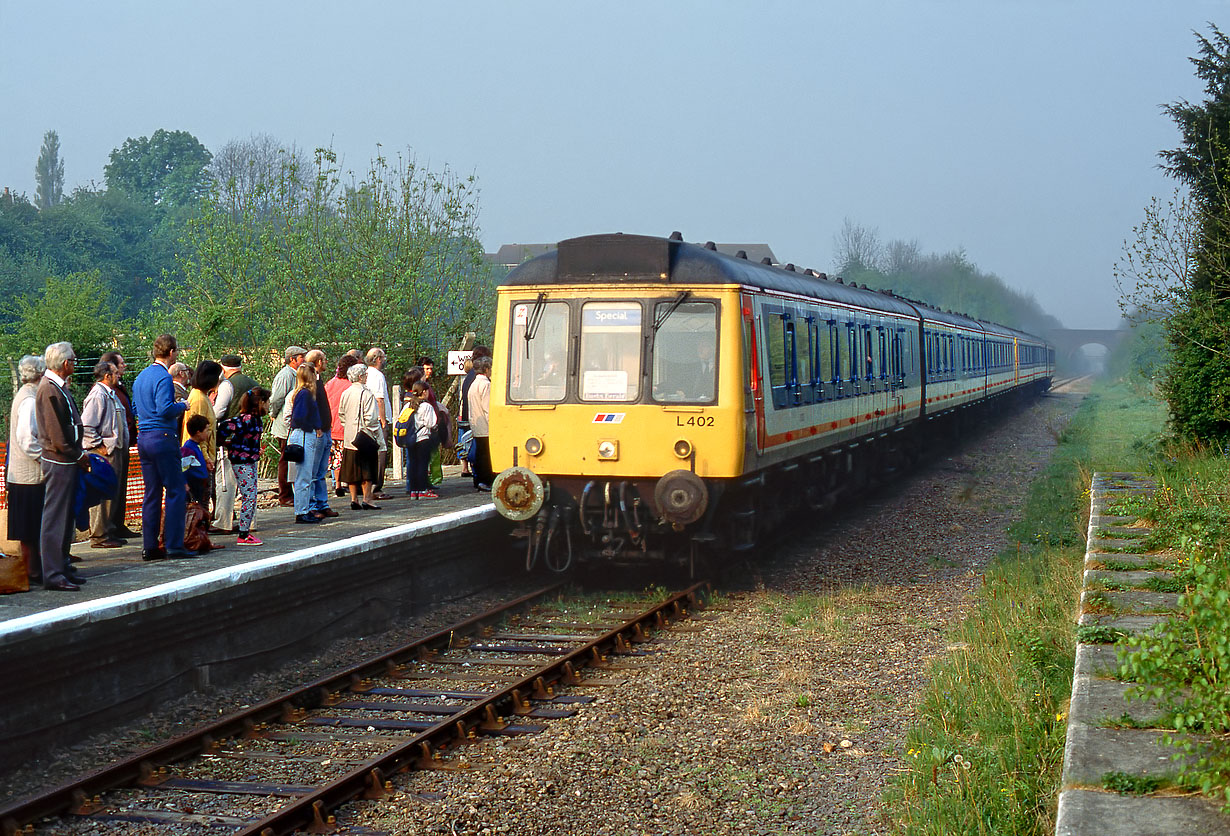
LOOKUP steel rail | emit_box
[239,581,709,836]
[0,583,565,836]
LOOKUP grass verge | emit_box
[882,382,1168,835]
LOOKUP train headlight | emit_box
[673,438,693,459]
[491,467,546,521]
[597,440,619,460]
[654,469,709,526]
[524,436,544,456]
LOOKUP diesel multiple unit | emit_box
[489,232,1054,571]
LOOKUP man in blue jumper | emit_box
[132,334,194,560]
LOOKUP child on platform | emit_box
[407,381,438,499]
[217,387,270,545]
[181,414,212,506]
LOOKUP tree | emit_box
[206,133,314,217]
[833,218,884,274]
[1,270,126,359]
[104,129,213,208]
[1132,25,1230,441]
[168,147,494,374]
[34,129,64,210]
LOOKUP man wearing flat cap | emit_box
[268,346,307,506]
[212,355,259,531]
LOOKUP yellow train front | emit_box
[489,233,749,571]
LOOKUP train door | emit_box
[745,293,766,457]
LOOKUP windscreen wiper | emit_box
[653,290,691,332]
[524,292,547,357]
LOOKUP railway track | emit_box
[1,583,710,836]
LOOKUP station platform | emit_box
[0,469,519,765]
[1,467,493,622]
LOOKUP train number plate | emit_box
[675,416,715,427]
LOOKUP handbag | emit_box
[353,429,378,455]
[284,428,305,463]
[0,508,29,594]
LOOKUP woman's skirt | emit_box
[339,446,377,484]
[6,482,45,542]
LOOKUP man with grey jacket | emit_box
[268,345,307,506]
[81,360,129,548]
[35,341,90,591]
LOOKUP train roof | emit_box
[503,233,1049,345]
[502,233,922,318]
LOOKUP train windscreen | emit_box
[508,300,569,402]
[651,301,717,403]
[579,302,642,401]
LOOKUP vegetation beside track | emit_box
[883,380,1169,835]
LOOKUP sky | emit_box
[0,1,1223,330]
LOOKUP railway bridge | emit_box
[1044,327,1129,372]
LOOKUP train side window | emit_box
[805,317,820,402]
[846,322,860,395]
[652,300,717,404]
[877,327,888,381]
[786,318,801,405]
[764,313,789,409]
[579,301,642,402]
[508,299,571,403]
[828,320,842,397]
[862,326,874,381]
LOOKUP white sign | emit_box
[582,370,629,400]
[447,350,473,375]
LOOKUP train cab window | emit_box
[509,299,570,402]
[579,302,642,402]
[652,300,717,403]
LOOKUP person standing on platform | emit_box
[211,355,258,533]
[7,355,48,586]
[100,350,138,540]
[288,362,324,524]
[218,387,269,546]
[338,363,381,510]
[269,346,307,507]
[305,350,339,519]
[326,354,361,498]
[81,360,129,548]
[459,346,491,480]
[467,354,493,491]
[170,362,191,401]
[364,347,393,499]
[182,360,221,516]
[133,334,193,561]
[406,381,438,499]
[35,342,89,590]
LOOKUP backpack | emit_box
[434,403,451,447]
[393,402,417,447]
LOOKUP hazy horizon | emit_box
[1,1,1219,330]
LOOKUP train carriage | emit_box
[489,232,1053,571]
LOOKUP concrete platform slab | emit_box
[1082,589,1182,614]
[1085,553,1174,570]
[1069,676,1169,728]
[1061,724,1195,787]
[1083,569,1173,588]
[1056,789,1230,835]
[1078,614,1169,634]
[1074,643,1122,679]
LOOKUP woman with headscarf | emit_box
[6,355,48,587]
[337,363,381,510]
